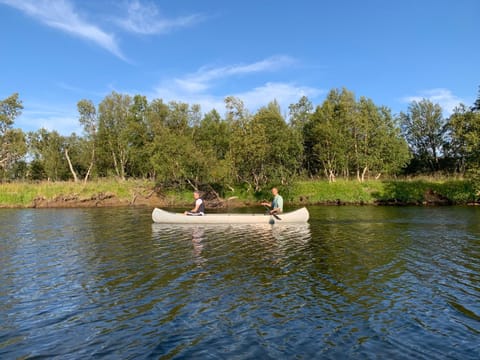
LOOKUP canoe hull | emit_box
[152,207,309,224]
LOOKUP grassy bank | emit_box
[0,178,477,208]
[289,178,477,205]
[0,179,153,207]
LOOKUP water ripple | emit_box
[1,207,479,359]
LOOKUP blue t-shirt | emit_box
[272,194,283,212]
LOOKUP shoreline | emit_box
[1,178,478,209]
[1,195,479,209]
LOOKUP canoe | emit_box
[151,207,309,224]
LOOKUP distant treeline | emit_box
[1,87,480,191]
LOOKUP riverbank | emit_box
[0,178,478,208]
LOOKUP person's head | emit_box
[193,191,201,199]
[271,187,279,196]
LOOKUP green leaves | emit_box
[0,93,26,179]
[399,99,445,172]
[6,86,480,188]
[303,88,409,181]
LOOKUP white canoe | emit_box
[152,207,309,224]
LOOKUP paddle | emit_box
[263,205,282,221]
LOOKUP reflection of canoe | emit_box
[151,207,309,224]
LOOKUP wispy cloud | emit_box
[0,0,126,60]
[402,88,466,115]
[153,56,322,115]
[234,82,322,112]
[116,0,204,35]
[172,56,297,93]
[17,103,81,135]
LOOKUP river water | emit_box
[0,206,479,359]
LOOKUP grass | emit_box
[0,177,477,208]
[0,179,153,207]
[290,180,383,204]
[290,178,477,205]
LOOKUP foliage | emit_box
[399,99,446,173]
[0,93,26,179]
[303,88,409,181]
[4,86,480,196]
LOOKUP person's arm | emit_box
[261,200,272,207]
[184,199,201,215]
[191,199,201,212]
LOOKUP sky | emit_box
[1,0,479,135]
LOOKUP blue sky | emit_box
[1,0,479,135]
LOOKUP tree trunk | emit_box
[83,145,95,184]
[328,169,336,182]
[112,150,121,178]
[83,148,95,184]
[64,148,79,182]
[361,166,368,182]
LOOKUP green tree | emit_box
[353,98,409,181]
[194,109,231,186]
[63,133,93,182]
[471,86,480,112]
[304,88,355,181]
[224,96,271,190]
[399,99,446,173]
[97,91,133,180]
[252,101,303,185]
[304,88,409,181]
[446,104,480,174]
[289,95,313,131]
[126,95,151,178]
[28,129,69,181]
[0,93,26,179]
[77,99,98,182]
[147,99,213,188]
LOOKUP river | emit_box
[0,206,479,359]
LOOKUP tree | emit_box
[77,99,98,182]
[252,101,303,186]
[471,86,480,112]
[289,95,313,131]
[304,88,409,181]
[97,92,133,180]
[194,109,231,186]
[126,95,151,178]
[146,99,215,188]
[0,93,26,179]
[28,129,69,181]
[446,104,480,174]
[353,99,409,181]
[399,99,446,173]
[304,88,355,181]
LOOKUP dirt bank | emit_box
[29,191,166,208]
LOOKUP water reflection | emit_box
[151,222,312,266]
[1,207,479,359]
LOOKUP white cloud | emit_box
[116,0,204,35]
[152,56,322,115]
[176,56,296,93]
[18,105,81,135]
[0,0,126,60]
[402,88,466,115]
[234,82,322,112]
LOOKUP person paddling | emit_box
[261,187,283,215]
[184,191,205,216]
